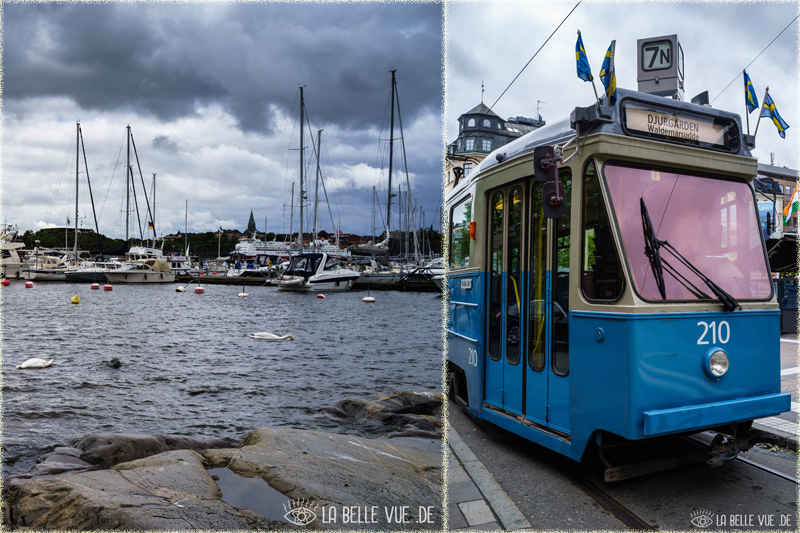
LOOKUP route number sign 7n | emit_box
[642,40,672,71]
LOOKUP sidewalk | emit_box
[447,424,531,531]
[753,335,799,448]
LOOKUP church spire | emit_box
[247,210,257,235]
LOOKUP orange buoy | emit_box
[103,284,113,291]
[25,281,33,289]
[317,294,327,299]
[1,279,10,286]
[362,296,375,303]
[194,286,205,294]
[90,283,100,290]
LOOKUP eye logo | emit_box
[690,509,715,528]
[283,498,318,526]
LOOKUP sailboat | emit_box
[274,86,359,292]
[104,126,175,284]
[25,121,105,281]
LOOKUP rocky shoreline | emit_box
[3,391,443,530]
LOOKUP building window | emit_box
[497,122,502,130]
[467,118,475,127]
[483,119,491,127]
[464,163,473,176]
[465,138,475,151]
[482,138,492,152]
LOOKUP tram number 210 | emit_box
[468,347,478,366]
[697,321,730,345]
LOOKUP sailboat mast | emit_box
[314,129,322,251]
[184,199,188,254]
[299,86,305,251]
[289,182,295,243]
[372,186,376,243]
[151,173,157,243]
[387,69,396,241]
[74,121,80,262]
[126,125,130,242]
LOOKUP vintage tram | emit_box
[445,87,790,480]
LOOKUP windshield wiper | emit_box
[640,198,667,300]
[640,197,741,312]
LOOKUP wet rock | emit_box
[69,433,238,469]
[8,429,441,530]
[7,450,288,530]
[159,434,235,452]
[202,428,442,529]
[29,448,95,476]
[322,390,443,439]
[72,433,170,468]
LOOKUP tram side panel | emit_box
[447,270,485,415]
[569,309,789,460]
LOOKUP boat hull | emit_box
[276,275,358,292]
[105,271,176,283]
[23,269,70,281]
[65,271,110,283]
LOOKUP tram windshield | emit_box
[603,164,772,302]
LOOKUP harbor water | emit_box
[1,282,442,474]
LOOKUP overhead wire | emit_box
[710,14,799,104]
[490,0,582,110]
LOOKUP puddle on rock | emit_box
[208,467,291,523]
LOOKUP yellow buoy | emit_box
[71,295,80,304]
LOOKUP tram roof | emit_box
[460,88,752,190]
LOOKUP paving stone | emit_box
[459,499,495,526]
[448,464,471,484]
[455,521,502,531]
[449,503,469,529]
[449,480,483,504]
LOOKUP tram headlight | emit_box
[703,348,729,379]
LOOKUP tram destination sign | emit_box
[621,100,739,152]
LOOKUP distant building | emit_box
[756,163,799,233]
[445,102,545,191]
[246,210,257,235]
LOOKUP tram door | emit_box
[485,187,524,415]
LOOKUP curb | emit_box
[447,423,532,531]
[752,422,799,451]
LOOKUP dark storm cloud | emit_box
[4,3,442,134]
[152,134,179,153]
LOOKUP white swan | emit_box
[249,332,294,341]
[16,358,53,370]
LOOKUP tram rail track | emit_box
[734,455,799,485]
[564,467,656,530]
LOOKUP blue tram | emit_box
[445,88,790,478]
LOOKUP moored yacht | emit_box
[104,258,175,283]
[275,253,359,292]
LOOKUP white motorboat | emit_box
[275,253,359,292]
[104,258,175,283]
[1,225,26,279]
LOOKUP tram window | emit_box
[552,173,571,376]
[528,184,546,372]
[449,197,472,269]
[488,192,504,362]
[506,188,523,365]
[581,161,625,302]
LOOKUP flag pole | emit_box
[577,30,602,106]
[743,70,750,136]
[753,86,769,138]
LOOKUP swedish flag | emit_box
[599,41,617,105]
[761,93,790,138]
[576,32,593,82]
[744,71,759,114]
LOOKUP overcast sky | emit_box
[447,1,798,171]
[2,2,443,240]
